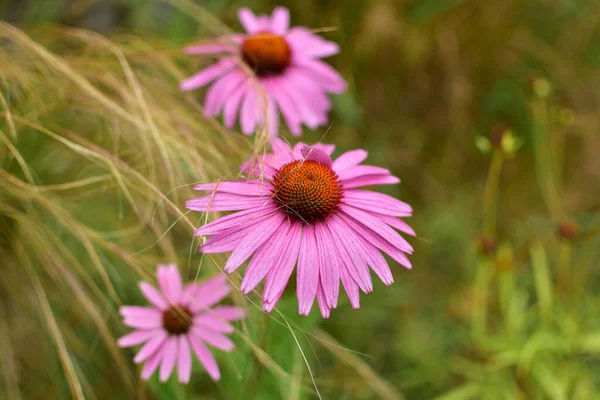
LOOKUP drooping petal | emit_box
[341,205,413,254]
[134,331,168,363]
[139,282,167,310]
[315,222,339,308]
[159,337,178,382]
[316,283,331,319]
[180,60,235,91]
[343,190,412,217]
[263,78,302,135]
[263,222,303,304]
[204,70,247,117]
[339,260,360,309]
[224,79,248,129]
[293,58,347,93]
[297,226,319,316]
[271,137,293,154]
[184,44,236,55]
[224,213,285,273]
[185,193,267,212]
[193,315,235,334]
[326,218,373,293]
[377,215,416,236]
[195,204,278,236]
[141,345,164,380]
[211,306,246,321]
[201,226,253,253]
[240,222,291,294]
[178,336,192,384]
[189,335,221,381]
[118,329,160,348]
[342,174,400,189]
[240,81,258,135]
[119,306,162,320]
[193,328,235,351]
[287,27,340,59]
[193,180,272,196]
[270,7,290,34]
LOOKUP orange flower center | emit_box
[272,160,343,223]
[162,306,192,335]
[241,32,291,76]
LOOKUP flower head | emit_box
[118,265,245,382]
[187,140,415,317]
[180,7,346,137]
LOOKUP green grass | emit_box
[2,0,600,399]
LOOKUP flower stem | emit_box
[483,151,504,235]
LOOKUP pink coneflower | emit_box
[180,7,346,137]
[118,265,245,382]
[186,140,415,318]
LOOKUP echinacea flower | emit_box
[118,265,245,382]
[186,140,415,317]
[180,7,346,137]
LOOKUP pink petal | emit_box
[297,226,319,316]
[343,190,412,217]
[341,205,413,254]
[240,81,258,135]
[189,335,221,381]
[238,8,260,33]
[196,204,278,236]
[193,180,272,196]
[342,174,401,189]
[180,60,235,91]
[193,315,234,333]
[240,222,291,294]
[224,213,285,273]
[139,282,167,310]
[263,78,302,135]
[201,226,252,253]
[270,7,290,34]
[192,328,235,351]
[302,146,333,168]
[134,331,168,363]
[326,218,373,293]
[337,165,392,181]
[263,222,303,304]
[316,283,331,319]
[184,275,231,312]
[271,137,293,154]
[212,306,246,321]
[178,336,192,383]
[332,149,368,172]
[287,27,340,58]
[338,216,394,285]
[184,44,235,55]
[204,70,246,116]
[141,345,164,380]
[339,260,360,309]
[224,78,248,128]
[265,97,279,138]
[119,306,162,320]
[185,193,267,212]
[293,142,335,157]
[315,223,340,308]
[276,73,327,129]
[293,58,347,93]
[263,287,286,313]
[157,264,182,304]
[341,212,412,270]
[159,337,178,382]
[123,316,162,330]
[118,329,160,348]
[378,215,416,236]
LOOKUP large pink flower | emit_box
[186,140,415,318]
[180,7,346,137]
[118,265,245,382]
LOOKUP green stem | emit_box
[532,99,563,222]
[483,151,504,235]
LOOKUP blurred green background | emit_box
[2,0,600,399]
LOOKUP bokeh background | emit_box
[2,0,600,399]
